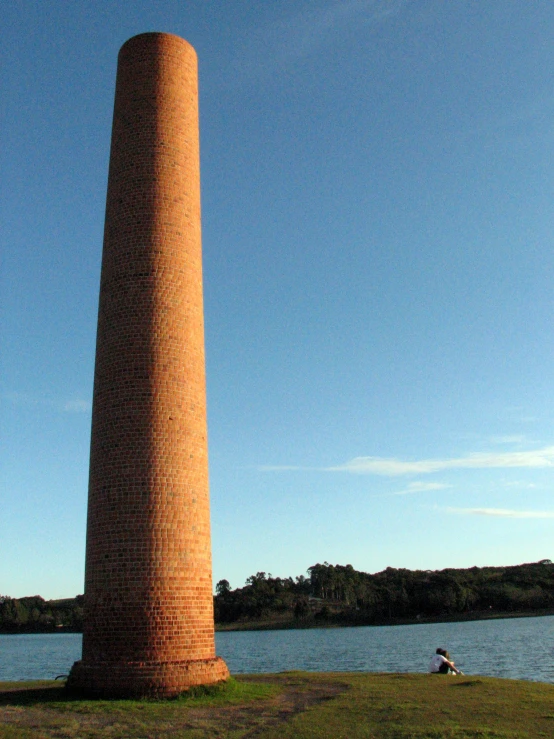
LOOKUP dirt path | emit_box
[189,675,348,737]
[0,674,349,738]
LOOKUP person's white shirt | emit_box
[429,654,448,673]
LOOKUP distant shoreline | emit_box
[214,607,554,632]
[1,608,554,636]
[4,560,554,635]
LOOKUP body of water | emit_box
[1,615,553,683]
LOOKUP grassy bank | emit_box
[1,671,553,738]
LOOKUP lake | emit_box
[1,615,553,683]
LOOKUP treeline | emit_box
[0,595,83,633]
[3,560,554,633]
[214,560,554,626]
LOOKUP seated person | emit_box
[428,648,461,675]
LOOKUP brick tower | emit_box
[68,32,229,697]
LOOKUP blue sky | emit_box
[2,1,554,599]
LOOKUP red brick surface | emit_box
[68,32,229,697]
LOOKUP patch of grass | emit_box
[0,677,282,738]
[0,683,60,692]
[1,673,553,738]
[0,728,37,739]
[252,673,554,739]
[173,676,276,705]
[0,682,66,708]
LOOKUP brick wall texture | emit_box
[68,32,229,698]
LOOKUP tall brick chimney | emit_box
[68,32,229,697]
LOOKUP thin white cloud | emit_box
[257,465,304,472]
[5,392,90,414]
[63,399,91,413]
[280,0,408,61]
[4,391,51,408]
[489,435,526,445]
[233,0,409,80]
[393,481,452,495]
[444,507,554,519]
[326,447,554,476]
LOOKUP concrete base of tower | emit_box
[67,656,230,698]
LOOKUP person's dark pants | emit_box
[438,662,450,674]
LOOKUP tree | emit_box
[216,579,231,596]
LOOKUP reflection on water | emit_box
[1,615,553,683]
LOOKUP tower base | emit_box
[67,656,229,698]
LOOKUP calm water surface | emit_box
[1,616,553,683]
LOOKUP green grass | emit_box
[1,673,553,738]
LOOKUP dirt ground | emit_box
[184,675,347,737]
[0,674,349,738]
